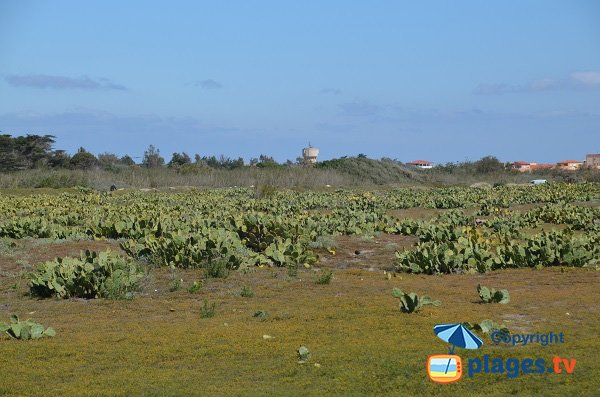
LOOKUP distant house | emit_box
[512,161,536,172]
[531,163,554,170]
[512,161,555,172]
[556,160,583,171]
[407,160,433,169]
[585,154,600,169]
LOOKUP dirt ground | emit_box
[0,235,598,397]
[0,238,122,274]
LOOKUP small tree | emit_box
[119,155,135,166]
[47,150,71,168]
[168,152,192,167]
[203,155,219,168]
[474,156,504,174]
[97,153,120,170]
[70,147,98,170]
[230,157,244,169]
[256,154,279,168]
[14,134,56,167]
[142,145,164,168]
[0,135,24,171]
[0,134,56,170]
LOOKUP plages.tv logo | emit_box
[427,323,483,384]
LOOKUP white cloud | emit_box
[570,71,600,86]
[194,79,223,89]
[4,74,126,90]
[475,70,600,95]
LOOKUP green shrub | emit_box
[122,229,251,270]
[464,319,510,336]
[33,173,90,189]
[188,280,203,294]
[240,286,254,297]
[309,235,337,250]
[287,263,298,278]
[264,238,319,268]
[315,271,334,285]
[253,310,269,320]
[255,184,278,199]
[0,315,56,340]
[200,300,216,318]
[392,288,440,313]
[28,250,144,299]
[395,235,494,274]
[495,230,599,268]
[297,346,310,362]
[477,284,510,304]
[169,269,182,292]
[205,259,230,278]
[169,278,182,292]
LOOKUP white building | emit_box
[407,160,433,169]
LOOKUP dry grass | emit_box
[0,167,360,191]
[0,238,122,274]
[0,235,598,396]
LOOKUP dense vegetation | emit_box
[2,134,598,190]
[1,182,598,396]
[29,250,144,299]
[2,183,598,280]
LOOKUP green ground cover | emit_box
[0,184,598,396]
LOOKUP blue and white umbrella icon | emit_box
[434,323,483,353]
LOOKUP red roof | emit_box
[408,160,432,165]
[557,160,583,164]
[531,164,554,169]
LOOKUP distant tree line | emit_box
[0,134,138,171]
[0,134,295,172]
[0,134,55,171]
[0,134,530,176]
[432,156,508,174]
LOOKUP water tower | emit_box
[302,144,319,165]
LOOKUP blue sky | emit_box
[1,1,599,163]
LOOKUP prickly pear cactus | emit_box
[392,288,441,313]
[0,315,56,340]
[478,284,510,304]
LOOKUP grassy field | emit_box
[0,237,598,396]
[0,188,599,396]
[3,157,598,191]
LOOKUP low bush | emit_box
[188,280,203,294]
[28,250,144,299]
[200,300,216,318]
[240,286,254,297]
[169,268,182,292]
[315,271,334,285]
[392,288,440,313]
[297,346,310,362]
[395,229,600,274]
[477,284,510,304]
[309,235,337,250]
[0,315,56,340]
[253,310,269,320]
[464,319,510,336]
[205,259,230,278]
